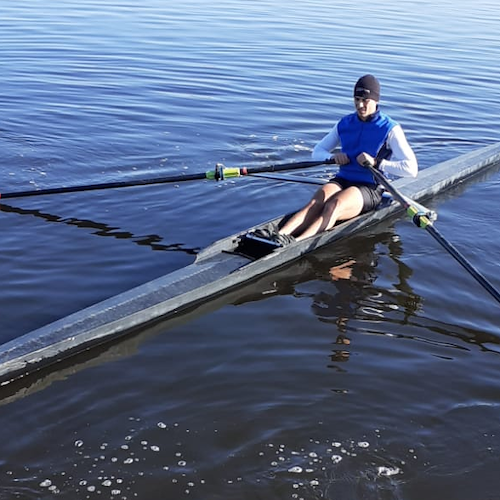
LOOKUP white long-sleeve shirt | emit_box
[312,122,418,178]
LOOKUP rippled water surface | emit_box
[1,0,500,498]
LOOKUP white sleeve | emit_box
[311,124,340,161]
[378,125,418,178]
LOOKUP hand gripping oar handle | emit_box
[364,161,500,305]
[0,159,337,200]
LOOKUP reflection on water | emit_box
[310,231,419,318]
[0,202,199,255]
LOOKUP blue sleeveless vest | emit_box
[337,109,397,185]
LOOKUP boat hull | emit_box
[1,143,500,383]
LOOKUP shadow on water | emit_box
[0,202,199,255]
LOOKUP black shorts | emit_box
[329,177,384,213]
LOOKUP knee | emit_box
[321,197,340,218]
[311,189,329,206]
[300,187,331,212]
[302,196,322,212]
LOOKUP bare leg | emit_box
[279,183,342,237]
[295,186,365,241]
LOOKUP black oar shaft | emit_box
[0,159,335,200]
[367,164,500,305]
[368,165,411,209]
[425,224,500,304]
[0,172,208,199]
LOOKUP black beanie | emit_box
[354,74,380,101]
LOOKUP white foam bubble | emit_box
[377,466,401,477]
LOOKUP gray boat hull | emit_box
[1,143,500,383]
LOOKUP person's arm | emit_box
[311,124,340,161]
[378,125,418,178]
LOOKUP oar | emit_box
[365,162,500,304]
[0,159,336,200]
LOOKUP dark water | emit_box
[1,0,500,498]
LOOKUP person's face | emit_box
[354,97,378,120]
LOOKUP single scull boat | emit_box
[1,143,500,383]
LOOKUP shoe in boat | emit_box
[271,233,296,247]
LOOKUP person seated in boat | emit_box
[275,74,418,244]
